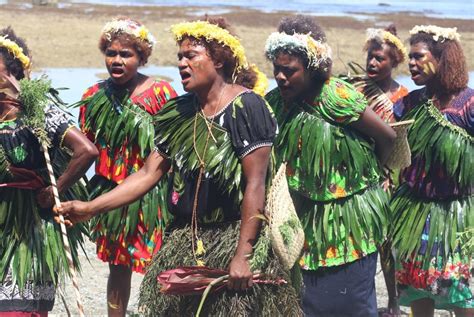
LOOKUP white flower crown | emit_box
[409,25,461,43]
[265,32,332,70]
[102,19,156,48]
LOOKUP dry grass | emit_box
[0,1,472,77]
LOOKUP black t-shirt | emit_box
[156,91,277,225]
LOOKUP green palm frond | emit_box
[0,88,89,288]
[405,101,473,189]
[0,184,88,288]
[154,94,243,202]
[266,87,388,262]
[457,228,474,257]
[391,184,473,265]
[74,82,170,239]
[267,88,381,201]
[76,84,156,157]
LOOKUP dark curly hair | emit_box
[410,31,468,94]
[0,26,30,80]
[98,17,153,66]
[364,24,405,68]
[277,15,332,81]
[178,16,257,89]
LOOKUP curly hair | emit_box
[0,26,30,80]
[98,17,153,66]
[277,15,332,81]
[410,32,468,93]
[178,16,257,89]
[364,24,405,67]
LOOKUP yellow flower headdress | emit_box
[0,36,31,71]
[366,28,408,62]
[170,21,249,73]
[409,25,461,43]
[171,21,268,96]
[250,64,269,97]
[265,32,332,70]
[102,18,156,48]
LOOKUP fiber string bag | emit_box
[265,162,305,270]
[386,119,415,170]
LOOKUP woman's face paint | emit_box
[408,42,439,86]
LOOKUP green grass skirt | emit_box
[391,184,473,309]
[139,221,302,316]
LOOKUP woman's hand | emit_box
[227,255,253,291]
[226,146,272,292]
[54,200,95,225]
[36,185,55,209]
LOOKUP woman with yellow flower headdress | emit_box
[0,27,97,315]
[351,24,409,123]
[75,17,177,316]
[57,17,300,316]
[345,24,410,317]
[265,15,397,316]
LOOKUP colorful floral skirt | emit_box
[89,175,170,274]
[391,186,473,309]
[139,221,302,316]
[397,254,473,309]
[95,216,163,274]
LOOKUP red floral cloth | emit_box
[80,80,177,184]
[80,80,177,272]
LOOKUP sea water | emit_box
[35,66,474,106]
[33,67,473,178]
[62,0,473,20]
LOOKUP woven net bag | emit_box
[265,163,305,270]
[386,120,415,170]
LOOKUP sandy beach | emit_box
[0,0,473,78]
[0,1,472,316]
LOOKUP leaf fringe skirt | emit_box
[139,221,302,316]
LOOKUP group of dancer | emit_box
[0,12,472,317]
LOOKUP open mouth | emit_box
[111,68,124,76]
[180,71,191,83]
[410,70,421,80]
[367,69,378,76]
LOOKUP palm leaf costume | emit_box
[0,78,88,311]
[266,77,390,270]
[342,62,408,123]
[139,92,302,316]
[76,79,176,273]
[391,88,474,309]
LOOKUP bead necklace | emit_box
[191,85,226,265]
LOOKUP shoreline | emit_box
[0,2,469,316]
[1,1,473,76]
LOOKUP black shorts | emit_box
[301,252,378,317]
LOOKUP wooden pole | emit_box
[42,143,84,317]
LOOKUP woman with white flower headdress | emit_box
[75,17,177,316]
[264,15,397,316]
[390,25,473,316]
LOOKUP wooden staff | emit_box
[42,143,84,317]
